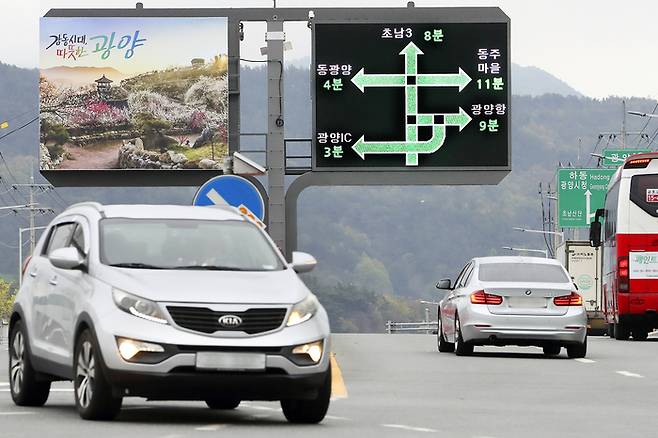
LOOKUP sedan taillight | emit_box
[470,290,503,305]
[553,292,583,306]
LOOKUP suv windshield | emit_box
[100,218,284,271]
[478,263,570,283]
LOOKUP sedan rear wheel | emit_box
[566,337,587,359]
[437,317,454,353]
[542,344,561,357]
[454,315,473,356]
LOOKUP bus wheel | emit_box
[632,328,648,341]
[614,323,630,340]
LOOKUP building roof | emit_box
[95,74,113,84]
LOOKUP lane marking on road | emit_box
[382,424,437,433]
[575,358,596,363]
[616,370,644,378]
[331,353,348,400]
[0,382,9,386]
[325,415,351,421]
[0,388,74,393]
[194,424,226,431]
[241,404,280,412]
[0,412,36,415]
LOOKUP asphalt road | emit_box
[1,334,658,437]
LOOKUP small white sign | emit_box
[646,189,658,203]
[630,252,658,279]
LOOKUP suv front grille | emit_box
[167,306,287,335]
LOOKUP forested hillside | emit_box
[0,61,656,331]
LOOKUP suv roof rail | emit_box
[66,201,104,212]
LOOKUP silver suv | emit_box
[8,203,331,423]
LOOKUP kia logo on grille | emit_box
[218,315,242,328]
[525,290,532,296]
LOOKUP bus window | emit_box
[630,174,658,218]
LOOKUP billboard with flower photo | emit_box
[39,17,228,171]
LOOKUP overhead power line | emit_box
[0,116,38,143]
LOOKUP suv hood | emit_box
[96,267,309,304]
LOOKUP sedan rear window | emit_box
[478,263,570,283]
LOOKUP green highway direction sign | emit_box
[558,168,616,228]
[602,149,650,167]
[313,22,510,170]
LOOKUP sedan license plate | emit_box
[507,297,547,308]
[196,352,266,371]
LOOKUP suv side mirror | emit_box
[589,208,605,248]
[49,247,85,271]
[436,279,452,290]
[291,251,317,273]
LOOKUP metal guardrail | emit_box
[386,321,438,334]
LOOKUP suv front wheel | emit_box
[9,320,51,406]
[74,329,122,420]
[281,366,331,423]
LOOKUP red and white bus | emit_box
[590,153,658,340]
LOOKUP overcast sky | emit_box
[2,0,657,99]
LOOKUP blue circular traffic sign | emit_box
[193,175,265,221]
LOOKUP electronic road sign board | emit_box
[313,22,510,171]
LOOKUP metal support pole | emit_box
[18,229,22,287]
[266,20,286,254]
[29,174,35,256]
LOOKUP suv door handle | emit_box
[49,276,58,286]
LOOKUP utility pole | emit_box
[622,99,627,148]
[12,181,55,255]
[29,173,35,255]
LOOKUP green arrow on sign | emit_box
[400,42,424,75]
[351,68,405,93]
[352,125,446,162]
[444,107,472,132]
[351,42,471,93]
[416,68,472,92]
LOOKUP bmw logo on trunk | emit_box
[218,315,242,328]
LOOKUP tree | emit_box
[40,119,69,145]
[38,76,82,122]
[134,112,171,136]
[0,278,15,322]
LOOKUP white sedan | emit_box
[437,256,587,358]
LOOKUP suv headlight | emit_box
[287,294,319,326]
[112,288,168,324]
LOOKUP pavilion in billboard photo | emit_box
[39,17,229,172]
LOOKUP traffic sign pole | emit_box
[266,20,286,254]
